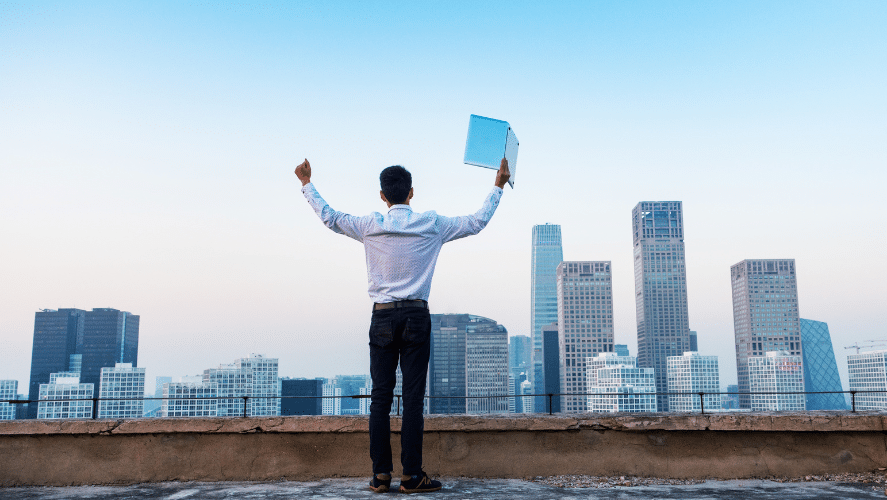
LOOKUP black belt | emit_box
[373,300,428,311]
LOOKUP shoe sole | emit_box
[399,485,442,494]
[369,484,390,493]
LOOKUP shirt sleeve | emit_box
[300,182,368,242]
[438,187,504,243]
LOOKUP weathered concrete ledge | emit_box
[2,412,886,486]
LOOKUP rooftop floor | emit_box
[2,478,886,499]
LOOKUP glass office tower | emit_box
[80,308,140,391]
[27,309,85,419]
[632,202,691,412]
[531,224,563,411]
[800,319,848,410]
[557,261,614,413]
[730,259,802,408]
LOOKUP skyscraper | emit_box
[748,351,805,411]
[465,323,509,414]
[509,335,531,376]
[329,375,372,415]
[98,363,145,419]
[666,352,720,412]
[799,319,848,410]
[557,261,614,413]
[429,314,507,414]
[27,308,85,419]
[80,308,140,391]
[632,202,691,412]
[531,224,563,411]
[730,259,802,408]
[542,322,561,413]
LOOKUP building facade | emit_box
[322,383,342,415]
[557,261,614,413]
[748,351,805,411]
[37,375,94,419]
[161,379,218,417]
[666,352,720,412]
[542,322,561,413]
[632,202,691,412]
[98,363,145,418]
[27,309,85,419]
[465,323,509,414]
[531,224,563,411]
[730,259,802,408]
[80,308,140,392]
[799,319,847,410]
[847,350,887,410]
[280,378,324,416]
[0,380,17,420]
[429,314,506,414]
[586,353,656,413]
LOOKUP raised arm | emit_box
[296,159,368,242]
[438,158,510,243]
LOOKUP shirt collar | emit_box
[388,204,412,213]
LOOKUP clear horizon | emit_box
[2,1,885,396]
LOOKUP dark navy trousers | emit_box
[368,306,431,475]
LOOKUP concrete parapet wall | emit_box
[2,412,886,486]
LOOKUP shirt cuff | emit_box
[492,186,504,194]
[301,182,314,193]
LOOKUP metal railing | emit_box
[0,389,874,419]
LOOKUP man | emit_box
[295,158,509,494]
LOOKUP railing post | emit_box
[396,395,401,416]
[242,396,249,417]
[548,393,553,415]
[92,397,99,419]
[851,391,856,413]
[698,392,705,414]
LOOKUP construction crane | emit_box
[844,340,887,354]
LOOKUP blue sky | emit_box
[1,1,885,393]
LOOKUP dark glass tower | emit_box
[531,224,563,411]
[632,202,691,412]
[280,378,324,415]
[80,308,140,390]
[800,319,847,410]
[542,322,561,413]
[27,308,85,419]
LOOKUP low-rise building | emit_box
[748,351,805,411]
[848,350,887,410]
[98,363,145,418]
[37,375,94,419]
[667,352,720,412]
[586,353,656,413]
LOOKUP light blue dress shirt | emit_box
[301,183,504,303]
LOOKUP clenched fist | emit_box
[295,159,311,186]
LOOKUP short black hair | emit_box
[380,165,412,204]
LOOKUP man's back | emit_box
[300,182,503,303]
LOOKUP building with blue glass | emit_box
[531,224,563,411]
[800,319,848,410]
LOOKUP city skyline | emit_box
[2,2,885,394]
